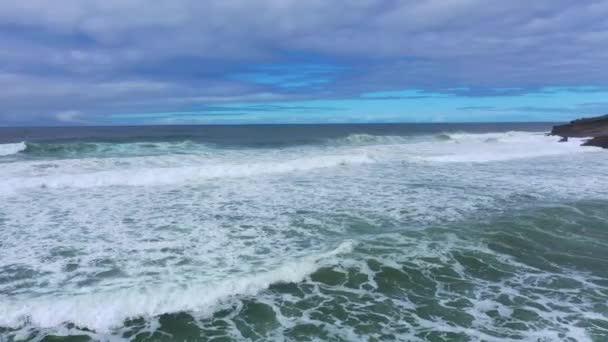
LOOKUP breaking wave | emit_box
[0,142,26,156]
[413,131,599,162]
[0,154,376,193]
[0,241,353,333]
[326,131,576,147]
[328,134,415,146]
[328,131,600,163]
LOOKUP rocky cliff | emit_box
[551,114,608,148]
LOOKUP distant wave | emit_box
[327,134,415,146]
[24,142,102,156]
[326,131,600,163]
[326,131,542,147]
[1,131,600,194]
[19,140,204,158]
[0,241,354,332]
[434,133,453,141]
[0,142,26,156]
[1,132,556,159]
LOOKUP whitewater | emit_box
[1,124,607,341]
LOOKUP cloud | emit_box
[0,0,607,125]
[55,110,86,124]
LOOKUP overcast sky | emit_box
[1,0,608,125]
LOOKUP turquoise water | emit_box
[0,124,607,341]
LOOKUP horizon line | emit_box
[0,121,565,129]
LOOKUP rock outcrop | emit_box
[551,114,608,148]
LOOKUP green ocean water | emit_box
[0,124,607,341]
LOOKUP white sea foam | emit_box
[410,132,601,162]
[325,131,601,163]
[0,142,26,156]
[0,153,375,192]
[0,241,353,332]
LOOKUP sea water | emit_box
[0,123,607,341]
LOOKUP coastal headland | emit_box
[551,114,608,148]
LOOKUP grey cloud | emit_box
[0,0,607,124]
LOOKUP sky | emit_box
[1,0,608,126]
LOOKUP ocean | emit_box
[0,123,607,341]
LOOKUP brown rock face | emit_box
[551,114,608,148]
[582,136,608,148]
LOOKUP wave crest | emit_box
[0,142,26,156]
[22,141,203,158]
[0,241,354,332]
[0,154,376,193]
[328,131,544,147]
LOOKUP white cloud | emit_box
[55,110,82,123]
